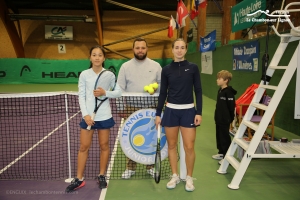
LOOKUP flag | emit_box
[200,30,216,52]
[199,0,207,8]
[168,15,177,38]
[190,0,200,20]
[176,0,189,28]
[187,28,193,43]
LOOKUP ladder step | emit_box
[251,102,268,111]
[269,66,287,69]
[243,120,258,131]
[225,155,240,170]
[259,85,278,90]
[234,138,249,151]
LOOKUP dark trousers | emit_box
[216,124,231,155]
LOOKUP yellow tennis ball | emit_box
[152,82,158,89]
[148,87,154,94]
[144,86,149,92]
[149,84,154,89]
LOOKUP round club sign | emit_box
[120,109,168,165]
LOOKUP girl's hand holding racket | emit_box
[93,87,106,97]
[84,115,95,127]
[87,70,116,130]
[155,116,161,129]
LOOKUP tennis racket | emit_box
[154,123,162,183]
[87,69,116,130]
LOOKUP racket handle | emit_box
[86,113,96,130]
[157,124,161,138]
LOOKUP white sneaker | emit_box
[219,159,223,165]
[166,174,180,189]
[185,176,196,192]
[121,169,135,179]
[212,154,223,160]
[147,168,155,178]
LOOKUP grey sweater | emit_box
[117,57,162,109]
[117,58,162,93]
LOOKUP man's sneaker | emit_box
[121,169,135,179]
[147,168,155,178]
[212,154,223,160]
[219,159,223,165]
[185,176,196,192]
[166,174,180,189]
[97,175,107,189]
[65,178,85,193]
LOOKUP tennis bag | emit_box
[235,83,259,116]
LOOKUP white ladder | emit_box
[217,3,300,190]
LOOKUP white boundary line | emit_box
[99,118,124,200]
[0,110,81,175]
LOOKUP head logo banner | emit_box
[120,109,168,165]
[200,30,216,52]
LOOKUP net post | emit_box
[179,131,186,180]
[64,92,73,183]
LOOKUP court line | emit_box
[99,118,124,200]
[0,110,81,175]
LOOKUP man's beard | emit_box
[134,52,147,60]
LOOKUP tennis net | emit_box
[0,92,172,181]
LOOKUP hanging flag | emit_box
[176,0,189,28]
[168,15,177,38]
[199,0,207,8]
[200,30,216,52]
[187,28,193,43]
[190,0,200,20]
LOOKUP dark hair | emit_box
[172,38,187,49]
[133,37,148,48]
[89,45,106,68]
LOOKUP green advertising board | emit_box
[231,0,266,32]
[0,59,126,84]
[0,58,172,84]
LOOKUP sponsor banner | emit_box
[0,59,125,84]
[232,40,259,71]
[120,109,168,165]
[45,25,73,40]
[201,51,213,75]
[231,0,266,32]
[0,58,172,84]
[200,30,216,52]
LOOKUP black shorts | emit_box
[79,117,115,130]
[161,107,196,128]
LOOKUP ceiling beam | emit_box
[0,0,24,57]
[105,0,169,20]
[8,14,88,21]
[93,0,103,45]
[197,3,207,50]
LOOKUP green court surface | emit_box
[1,84,300,200]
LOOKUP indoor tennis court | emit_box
[1,0,300,200]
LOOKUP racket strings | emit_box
[95,71,116,101]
